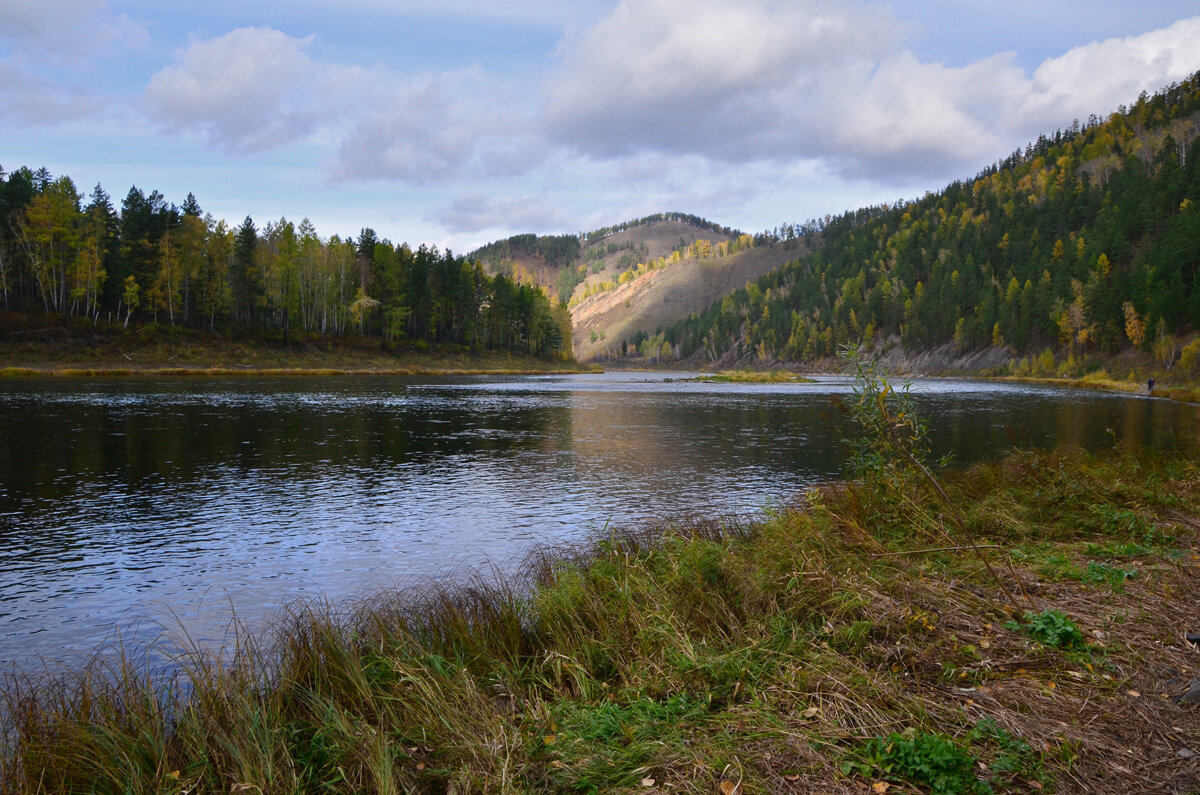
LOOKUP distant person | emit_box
[1148,376,1155,392]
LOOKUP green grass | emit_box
[3,447,1199,792]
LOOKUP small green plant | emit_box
[839,344,1027,613]
[846,721,1048,793]
[1081,561,1138,590]
[1008,608,1086,650]
[840,345,936,489]
[1035,557,1138,591]
[844,729,990,795]
[969,718,1047,786]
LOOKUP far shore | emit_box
[0,363,598,378]
[4,338,1198,404]
[596,345,1200,404]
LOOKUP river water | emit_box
[1,372,1197,671]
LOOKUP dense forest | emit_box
[663,73,1200,367]
[0,174,573,358]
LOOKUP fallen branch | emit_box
[2,327,67,335]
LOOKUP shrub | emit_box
[1178,337,1200,376]
[844,730,989,795]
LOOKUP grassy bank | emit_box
[995,372,1200,405]
[3,443,1199,792]
[692,370,815,384]
[972,336,1200,404]
[0,312,592,376]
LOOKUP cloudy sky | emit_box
[4,1,1200,250]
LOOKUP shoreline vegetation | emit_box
[0,363,595,378]
[0,312,592,378]
[4,365,1200,791]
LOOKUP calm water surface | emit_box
[1,372,1197,670]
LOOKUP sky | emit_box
[3,1,1200,252]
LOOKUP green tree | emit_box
[18,176,82,313]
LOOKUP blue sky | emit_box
[3,1,1200,251]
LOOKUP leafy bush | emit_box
[846,721,1047,793]
[844,730,989,795]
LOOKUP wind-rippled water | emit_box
[1,371,1197,671]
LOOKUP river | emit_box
[1,372,1196,671]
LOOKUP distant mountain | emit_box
[469,213,800,360]
[661,72,1200,369]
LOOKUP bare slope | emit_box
[572,243,802,361]
[578,219,734,283]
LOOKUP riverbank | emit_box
[4,445,1198,792]
[0,313,592,376]
[654,334,1200,404]
[993,372,1200,405]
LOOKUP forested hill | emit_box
[665,73,1200,366]
[467,213,744,305]
[0,177,572,359]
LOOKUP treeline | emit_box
[583,212,740,244]
[470,233,581,273]
[0,169,572,357]
[665,72,1200,364]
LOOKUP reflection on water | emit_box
[0,372,1197,670]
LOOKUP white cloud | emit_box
[145,27,329,153]
[814,52,1029,179]
[331,72,543,183]
[129,3,1200,208]
[1021,17,1200,124]
[0,61,105,125]
[432,193,574,234]
[543,0,902,159]
[290,0,609,29]
[0,0,146,126]
[0,0,146,56]
[541,0,1200,182]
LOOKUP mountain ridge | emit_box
[467,72,1200,370]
